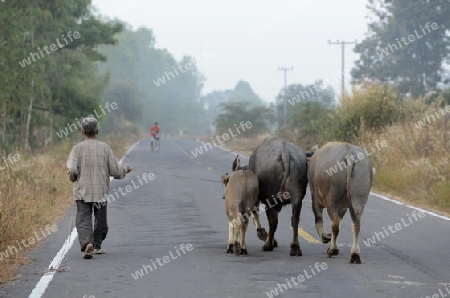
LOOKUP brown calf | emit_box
[221,170,259,255]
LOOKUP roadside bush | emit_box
[325,83,403,142]
[284,81,450,214]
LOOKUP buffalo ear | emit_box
[221,173,230,186]
[232,155,240,172]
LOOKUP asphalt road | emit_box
[2,138,450,298]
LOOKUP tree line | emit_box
[0,1,210,153]
[351,0,449,97]
[1,0,448,154]
[0,0,122,152]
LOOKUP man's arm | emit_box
[66,148,80,182]
[107,147,131,179]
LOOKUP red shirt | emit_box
[150,125,160,137]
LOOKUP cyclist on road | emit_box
[150,122,161,151]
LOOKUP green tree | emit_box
[0,0,122,150]
[276,81,335,129]
[352,0,450,97]
[287,101,331,148]
[202,90,233,132]
[228,80,264,106]
[320,83,403,143]
[214,101,274,137]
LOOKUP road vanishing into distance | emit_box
[2,138,450,298]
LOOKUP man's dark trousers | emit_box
[76,200,108,252]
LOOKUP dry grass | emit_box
[199,134,270,157]
[0,131,144,284]
[0,147,73,283]
[221,125,450,217]
[223,134,271,156]
[356,114,450,216]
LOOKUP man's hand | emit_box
[67,171,79,182]
[126,166,132,173]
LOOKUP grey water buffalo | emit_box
[248,137,308,256]
[308,142,373,264]
[221,162,259,255]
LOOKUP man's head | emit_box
[82,117,99,137]
[155,122,159,126]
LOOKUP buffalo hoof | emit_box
[274,239,278,247]
[327,248,339,257]
[322,233,332,244]
[290,244,303,256]
[233,242,241,256]
[226,244,234,253]
[261,242,275,251]
[239,248,248,255]
[350,253,361,264]
[257,228,268,241]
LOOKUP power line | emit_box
[328,40,357,96]
[278,66,293,128]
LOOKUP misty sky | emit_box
[91,0,370,103]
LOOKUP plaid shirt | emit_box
[66,140,127,202]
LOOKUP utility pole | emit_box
[328,40,357,96]
[278,66,293,128]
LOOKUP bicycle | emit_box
[151,137,160,152]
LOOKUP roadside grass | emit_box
[356,122,450,216]
[0,129,144,284]
[223,134,270,156]
[220,126,450,217]
[0,147,73,283]
[199,133,270,157]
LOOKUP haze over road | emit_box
[2,138,450,298]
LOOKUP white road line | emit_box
[119,141,140,164]
[28,228,78,298]
[370,192,450,221]
[29,140,142,297]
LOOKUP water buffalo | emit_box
[247,137,308,256]
[308,142,372,264]
[221,167,259,255]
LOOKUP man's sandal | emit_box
[93,248,106,254]
[83,243,94,259]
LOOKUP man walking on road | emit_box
[67,117,132,259]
